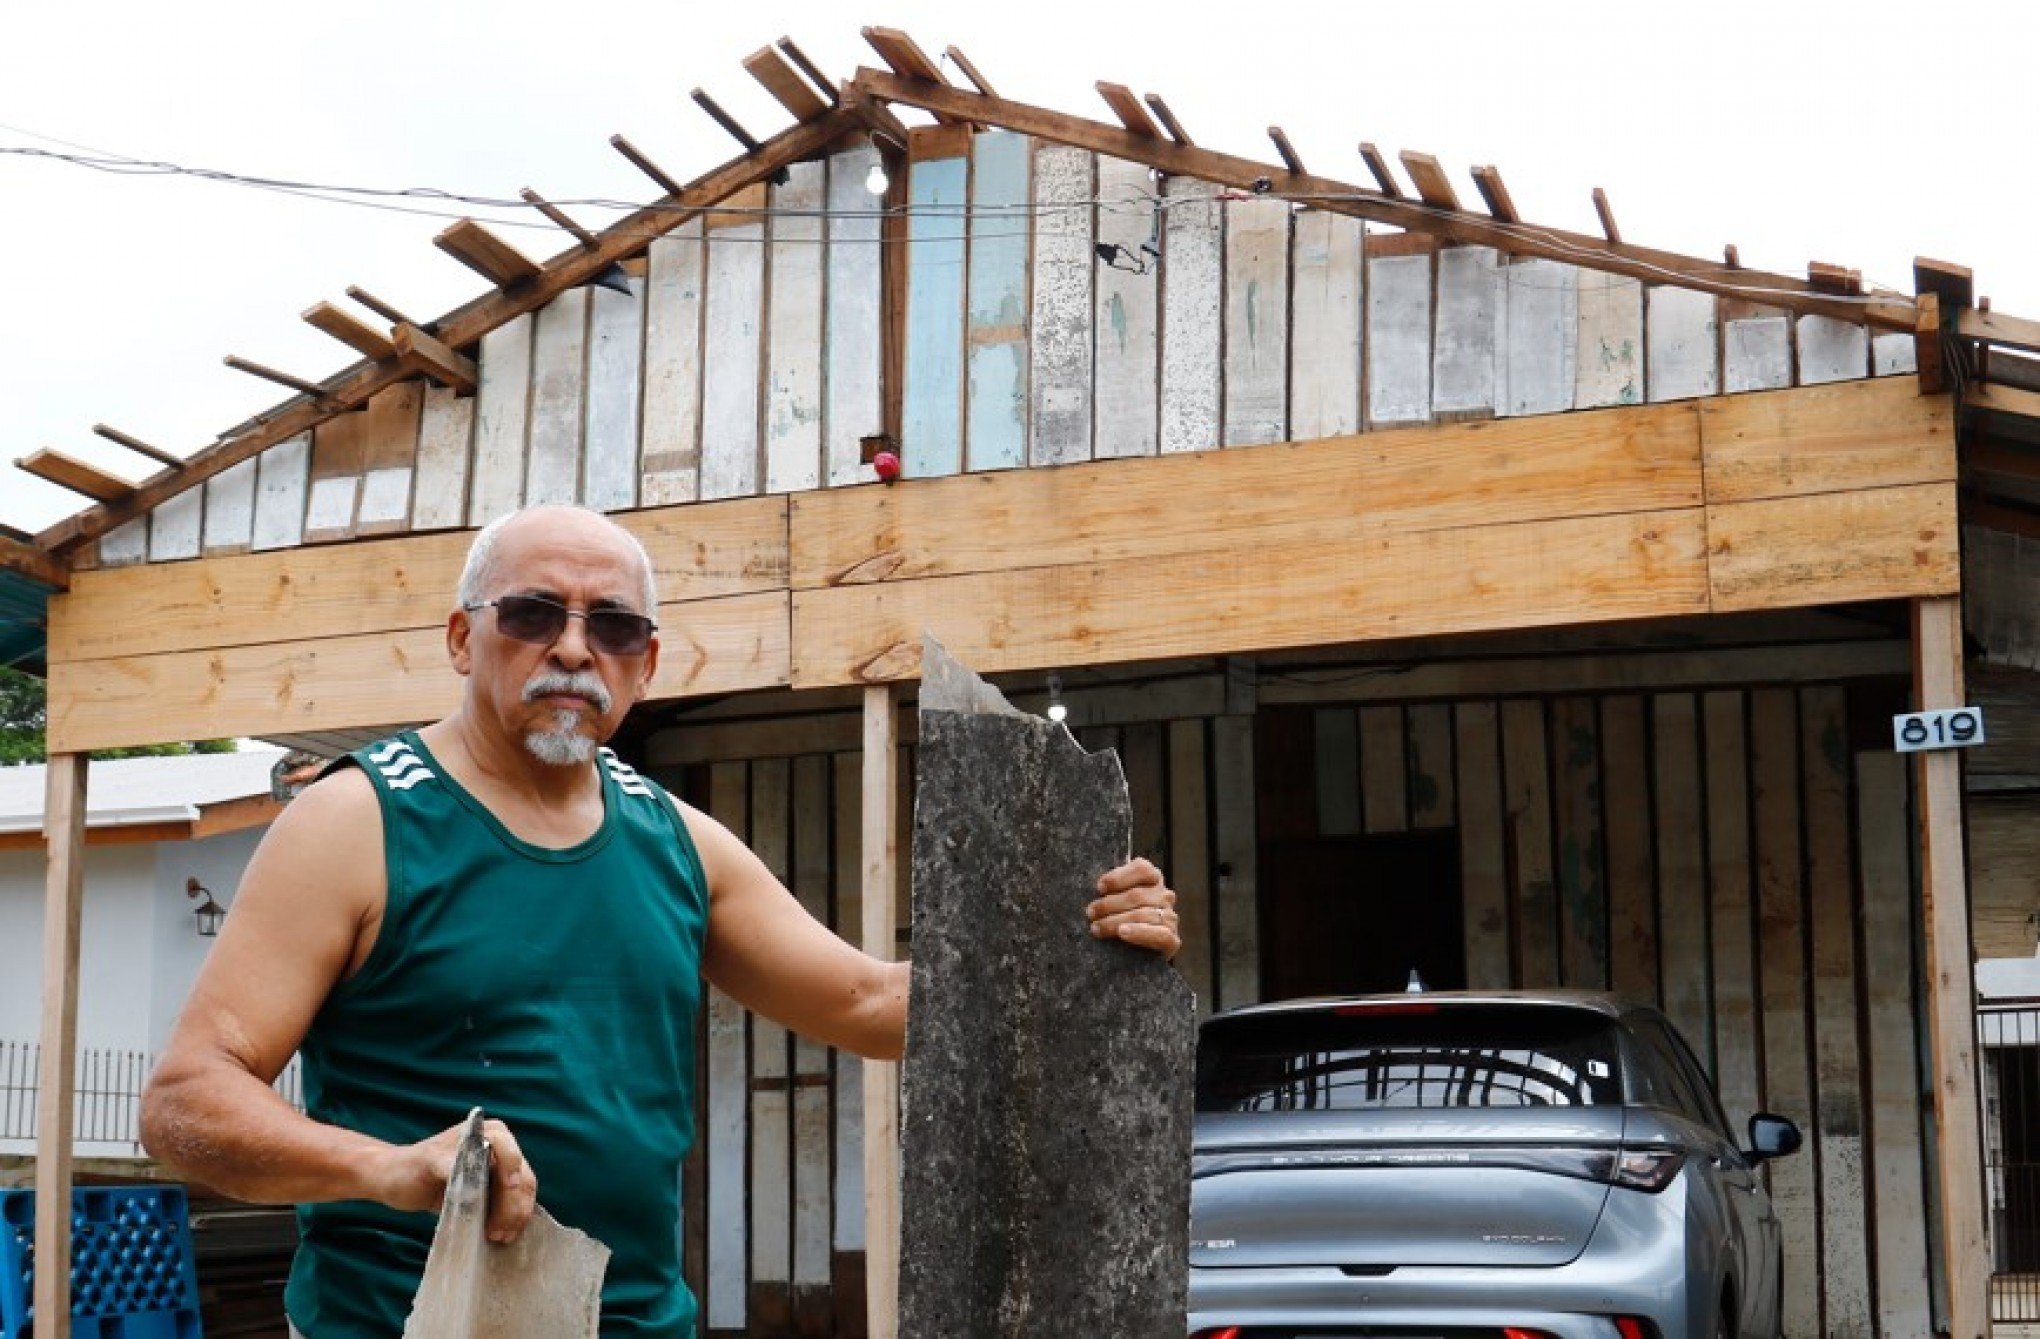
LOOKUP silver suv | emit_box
[1188,991,1803,1339]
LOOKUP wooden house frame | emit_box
[6,27,2038,1337]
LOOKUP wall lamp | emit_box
[185,878,227,939]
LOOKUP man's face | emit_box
[448,512,660,766]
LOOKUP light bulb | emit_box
[1046,702,1068,724]
[864,161,890,196]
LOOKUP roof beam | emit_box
[1095,83,1160,138]
[519,187,599,248]
[744,44,831,122]
[943,45,998,99]
[1957,307,2040,357]
[0,534,67,591]
[1267,127,1305,176]
[1357,143,1402,199]
[91,424,183,472]
[774,38,839,109]
[851,67,1915,332]
[38,104,864,555]
[1398,152,1461,211]
[862,27,960,124]
[393,323,480,396]
[302,301,396,361]
[1143,94,1192,145]
[1591,188,1620,245]
[16,450,134,504]
[1916,293,1948,395]
[609,134,686,197]
[434,219,543,290]
[223,355,337,403]
[1915,256,1974,313]
[1470,164,1518,223]
[345,285,423,331]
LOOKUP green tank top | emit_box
[286,731,709,1337]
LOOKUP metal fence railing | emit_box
[1983,999,2040,1324]
[0,1040,303,1156]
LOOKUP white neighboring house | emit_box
[0,747,286,1158]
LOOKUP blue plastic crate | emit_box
[0,1186,201,1338]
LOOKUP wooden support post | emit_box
[860,684,902,1339]
[1911,595,1989,1339]
[35,752,87,1339]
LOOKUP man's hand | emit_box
[375,1116,538,1244]
[1087,857,1181,959]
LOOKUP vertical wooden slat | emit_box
[1359,705,1407,834]
[1093,156,1160,459]
[1167,719,1215,1014]
[1497,258,1578,418]
[1750,687,1818,1338]
[202,457,257,555]
[1159,177,1223,454]
[749,758,793,1330]
[1573,274,1643,409]
[251,433,311,552]
[1702,691,1760,1126]
[411,388,476,531]
[1222,197,1290,446]
[1803,686,1871,1335]
[1645,286,1720,402]
[1857,749,1932,1339]
[764,161,827,497]
[1652,694,1710,1050]
[1287,209,1363,441]
[965,131,1032,471]
[583,275,645,511]
[1500,700,1557,987]
[827,146,885,488]
[355,380,423,534]
[902,152,968,478]
[1312,708,1360,837]
[1367,251,1433,425]
[1455,702,1510,988]
[790,754,833,1326]
[1724,313,1792,393]
[705,762,750,1332]
[641,222,707,505]
[1406,703,1455,831]
[1600,696,1657,1003]
[861,686,902,1339]
[1551,697,1605,988]
[1911,595,1990,1339]
[34,752,87,1339]
[303,408,366,543]
[1211,715,1259,1008]
[468,313,534,524]
[1028,144,1094,467]
[701,191,767,501]
[1431,245,1499,416]
[831,752,867,1257]
[1796,314,1870,385]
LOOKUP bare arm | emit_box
[141,769,535,1238]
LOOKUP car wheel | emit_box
[1715,1285,1738,1339]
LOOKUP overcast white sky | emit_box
[3,0,2034,538]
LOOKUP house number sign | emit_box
[1892,707,1986,753]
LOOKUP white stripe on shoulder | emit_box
[368,739,411,764]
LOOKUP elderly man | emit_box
[141,504,1180,1337]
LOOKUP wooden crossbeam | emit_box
[1809,261,1863,295]
[1956,306,2040,356]
[1357,143,1403,199]
[1268,127,1305,176]
[1964,379,2040,420]
[434,219,542,290]
[745,44,831,122]
[1915,256,1974,312]
[943,45,998,99]
[91,424,183,471]
[851,67,1915,332]
[862,26,959,124]
[520,188,599,247]
[345,286,422,331]
[16,449,134,504]
[1398,151,1461,211]
[692,88,766,154]
[1470,165,1518,223]
[392,323,479,396]
[1144,94,1192,145]
[775,38,840,109]
[1095,82,1160,137]
[609,134,686,197]
[1592,188,1620,244]
[223,355,333,402]
[38,105,864,555]
[0,534,67,591]
[302,301,396,361]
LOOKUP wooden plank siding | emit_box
[636,667,1933,1336]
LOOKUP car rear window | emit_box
[1196,1004,1624,1112]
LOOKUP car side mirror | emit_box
[1745,1112,1803,1163]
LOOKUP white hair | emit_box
[457,505,659,613]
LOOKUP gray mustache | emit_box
[522,671,613,714]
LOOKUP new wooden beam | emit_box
[34,752,87,1339]
[1911,596,1992,1339]
[0,533,69,591]
[1471,164,1518,223]
[860,683,902,1339]
[850,68,1915,332]
[745,44,831,122]
[91,424,184,471]
[37,106,862,555]
[1358,143,1402,199]
[1398,151,1461,211]
[17,449,135,504]
[433,218,543,290]
[774,37,839,109]
[392,323,480,396]
[1144,94,1192,145]
[1094,82,1160,137]
[1592,187,1620,244]
[302,300,396,361]
[861,26,959,125]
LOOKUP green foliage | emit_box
[0,666,235,764]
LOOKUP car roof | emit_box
[1203,988,1636,1023]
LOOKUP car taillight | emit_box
[1191,1329,1241,1339]
[1613,1318,1659,1339]
[1502,1329,1557,1339]
[1611,1146,1687,1193]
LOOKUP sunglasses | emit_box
[464,594,658,656]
